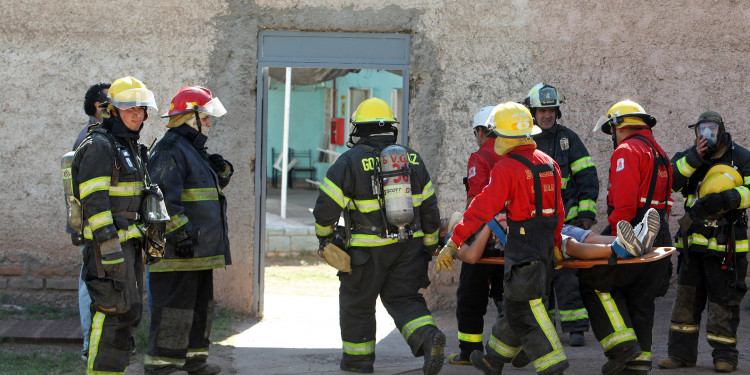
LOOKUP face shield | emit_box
[111,88,158,111]
[198,97,227,117]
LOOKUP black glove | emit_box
[689,192,727,220]
[208,153,227,174]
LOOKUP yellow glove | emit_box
[436,239,459,272]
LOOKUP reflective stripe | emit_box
[676,156,696,177]
[166,214,189,234]
[350,234,398,247]
[670,323,699,333]
[423,228,439,247]
[596,290,638,352]
[401,315,436,341]
[531,208,556,216]
[561,175,570,190]
[422,180,435,201]
[144,355,185,367]
[411,193,423,207]
[148,255,226,272]
[529,298,566,372]
[86,312,124,375]
[80,176,111,199]
[685,194,696,207]
[342,340,375,355]
[186,348,209,358]
[82,223,145,243]
[109,181,145,196]
[487,334,519,359]
[559,308,588,322]
[89,211,114,231]
[320,177,349,209]
[352,198,381,213]
[685,233,749,253]
[578,199,596,214]
[101,257,124,265]
[707,333,737,344]
[633,351,652,362]
[571,156,594,174]
[745,176,750,185]
[565,205,579,221]
[735,186,750,209]
[458,331,483,343]
[315,222,333,237]
[639,197,673,206]
[182,188,219,202]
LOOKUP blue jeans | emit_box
[79,247,91,352]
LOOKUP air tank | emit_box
[380,145,414,240]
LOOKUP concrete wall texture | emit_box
[3,0,749,313]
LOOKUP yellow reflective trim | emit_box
[744,176,750,185]
[565,205,579,221]
[315,222,334,237]
[144,355,185,367]
[559,308,588,321]
[423,228,439,246]
[676,156,696,177]
[707,333,737,344]
[352,198,381,213]
[422,180,435,201]
[320,177,349,209]
[734,186,750,209]
[148,255,226,272]
[412,193,423,207]
[80,176,111,199]
[118,224,145,243]
[166,214,188,234]
[634,351,652,362]
[578,199,596,213]
[101,258,124,265]
[342,340,376,355]
[571,156,594,174]
[87,312,106,374]
[88,210,113,231]
[561,175,570,189]
[458,332,483,343]
[349,234,398,247]
[186,348,209,358]
[600,328,637,352]
[401,315,436,341]
[487,334,519,359]
[685,194,696,207]
[109,181,145,196]
[182,188,219,202]
[596,291,627,331]
[670,323,699,333]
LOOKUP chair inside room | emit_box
[271,148,317,189]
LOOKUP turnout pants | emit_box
[83,239,143,375]
[144,269,214,372]
[456,261,504,359]
[339,237,439,367]
[667,251,748,367]
[548,267,589,333]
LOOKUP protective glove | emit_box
[175,237,194,258]
[208,153,228,174]
[436,239,458,272]
[580,218,594,230]
[99,238,125,274]
[690,192,731,221]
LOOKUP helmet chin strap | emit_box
[194,111,202,134]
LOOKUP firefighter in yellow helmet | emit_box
[72,76,158,375]
[438,101,569,375]
[657,111,750,373]
[312,98,445,374]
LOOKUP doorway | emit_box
[254,31,411,315]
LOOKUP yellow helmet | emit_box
[107,76,158,111]
[594,100,656,135]
[351,98,398,125]
[487,101,540,138]
[698,164,743,198]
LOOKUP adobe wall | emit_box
[2,0,748,313]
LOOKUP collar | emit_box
[171,124,208,151]
[356,134,397,148]
[88,116,99,127]
[101,117,140,139]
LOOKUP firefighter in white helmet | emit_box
[438,101,568,375]
[657,111,750,373]
[312,98,445,374]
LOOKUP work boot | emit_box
[448,353,470,365]
[569,331,585,347]
[619,370,647,375]
[613,221,643,259]
[602,344,641,375]
[339,359,374,373]
[656,356,696,369]
[511,349,530,368]
[422,330,445,375]
[182,360,221,375]
[144,367,189,375]
[633,208,660,253]
[714,359,737,373]
[470,350,503,375]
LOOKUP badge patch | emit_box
[616,158,625,172]
[560,137,569,151]
[468,166,476,179]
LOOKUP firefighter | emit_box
[437,101,568,375]
[526,83,598,347]
[657,111,750,373]
[312,97,445,375]
[579,100,673,375]
[73,76,157,375]
[448,106,505,366]
[145,86,233,375]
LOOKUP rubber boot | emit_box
[422,330,446,375]
[656,356,696,369]
[602,344,641,375]
[470,350,503,375]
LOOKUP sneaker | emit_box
[79,349,88,363]
[633,208,660,253]
[569,331,585,347]
[511,348,530,368]
[448,353,470,365]
[602,344,641,375]
[470,350,502,375]
[714,359,736,373]
[656,356,696,369]
[422,330,446,375]
[613,221,643,259]
[339,359,374,373]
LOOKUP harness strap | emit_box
[630,134,670,217]
[508,153,559,217]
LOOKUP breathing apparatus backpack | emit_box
[375,144,415,241]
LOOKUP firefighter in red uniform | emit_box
[448,106,505,365]
[437,101,568,375]
[579,100,673,375]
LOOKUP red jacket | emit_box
[466,138,503,198]
[607,128,673,234]
[452,145,564,248]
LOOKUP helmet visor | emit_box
[698,122,720,144]
[537,86,560,106]
[111,88,158,111]
[199,97,227,117]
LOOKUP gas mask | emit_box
[697,121,721,156]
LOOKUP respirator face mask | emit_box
[698,121,720,153]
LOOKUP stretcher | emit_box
[473,247,676,268]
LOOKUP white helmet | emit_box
[473,106,496,128]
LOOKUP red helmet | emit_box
[162,86,227,118]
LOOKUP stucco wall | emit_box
[3,0,750,313]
